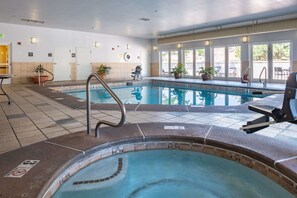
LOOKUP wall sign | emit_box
[5,160,40,178]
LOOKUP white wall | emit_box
[0,22,152,76]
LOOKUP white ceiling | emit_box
[0,0,297,39]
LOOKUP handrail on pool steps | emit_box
[259,66,267,88]
[37,68,54,86]
[86,73,126,137]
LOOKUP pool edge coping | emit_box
[37,123,297,198]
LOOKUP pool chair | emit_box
[131,65,142,80]
[241,72,297,134]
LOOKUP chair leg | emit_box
[241,116,270,133]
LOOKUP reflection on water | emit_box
[94,89,112,103]
[171,88,189,105]
[66,85,268,106]
[197,90,217,106]
[131,86,143,103]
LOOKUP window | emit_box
[213,47,225,77]
[228,46,241,78]
[160,51,169,75]
[195,48,205,76]
[184,49,194,76]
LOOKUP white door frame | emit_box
[0,42,12,84]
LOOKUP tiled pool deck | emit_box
[0,78,297,197]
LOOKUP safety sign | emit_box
[5,160,40,178]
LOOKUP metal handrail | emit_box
[259,67,267,88]
[241,66,251,86]
[37,69,54,86]
[86,73,126,138]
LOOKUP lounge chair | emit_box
[241,72,297,133]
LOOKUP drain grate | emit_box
[73,158,123,185]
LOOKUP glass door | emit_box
[195,48,205,76]
[0,43,11,84]
[184,49,194,76]
[272,42,290,80]
[228,46,241,78]
[252,44,268,79]
[170,50,178,69]
[160,51,169,76]
[213,47,225,77]
[0,45,9,75]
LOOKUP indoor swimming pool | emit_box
[53,150,293,198]
[64,84,269,106]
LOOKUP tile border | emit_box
[42,140,297,197]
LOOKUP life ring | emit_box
[124,52,131,62]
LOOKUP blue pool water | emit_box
[65,85,268,106]
[53,150,293,198]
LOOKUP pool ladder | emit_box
[259,67,267,88]
[86,73,126,137]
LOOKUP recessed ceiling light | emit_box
[138,18,150,22]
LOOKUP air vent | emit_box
[138,18,150,22]
[21,18,45,24]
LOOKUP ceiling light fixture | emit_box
[95,42,101,47]
[177,43,183,48]
[242,36,248,43]
[153,46,158,51]
[31,37,38,44]
[204,40,210,46]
